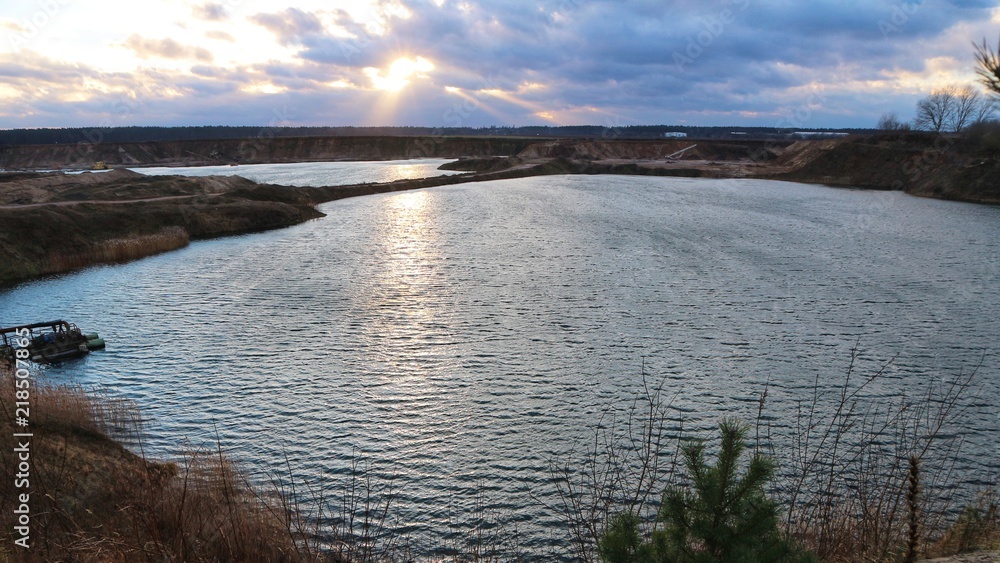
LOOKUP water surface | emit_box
[133,158,461,186]
[2,173,997,555]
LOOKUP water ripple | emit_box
[2,174,998,556]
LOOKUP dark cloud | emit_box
[5,0,997,128]
[0,51,89,82]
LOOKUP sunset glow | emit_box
[365,57,435,92]
[0,1,996,127]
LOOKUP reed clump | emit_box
[45,226,190,273]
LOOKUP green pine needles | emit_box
[598,419,815,563]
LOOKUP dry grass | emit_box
[771,349,980,562]
[550,368,680,562]
[0,362,308,562]
[926,488,1000,557]
[45,226,190,272]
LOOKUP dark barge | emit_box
[1,320,105,364]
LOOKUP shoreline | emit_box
[2,134,998,287]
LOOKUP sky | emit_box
[1,0,998,129]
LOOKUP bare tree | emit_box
[914,88,956,133]
[951,85,994,131]
[974,35,1000,96]
[911,86,993,133]
[972,99,997,124]
[877,112,910,131]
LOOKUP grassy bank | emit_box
[0,172,327,287]
[0,362,315,561]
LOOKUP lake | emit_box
[2,164,997,556]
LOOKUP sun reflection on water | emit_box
[357,189,451,373]
[383,189,436,267]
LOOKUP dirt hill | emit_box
[774,133,1000,204]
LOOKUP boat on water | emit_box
[1,320,105,364]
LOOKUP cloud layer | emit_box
[1,0,997,128]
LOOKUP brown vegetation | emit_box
[0,172,326,287]
[0,363,307,562]
[43,226,191,273]
[0,361,523,561]
[552,350,999,562]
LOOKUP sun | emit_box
[365,56,435,92]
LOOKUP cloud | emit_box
[249,8,323,46]
[205,30,235,42]
[2,0,998,128]
[193,3,228,21]
[124,35,214,63]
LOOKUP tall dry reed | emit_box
[45,226,190,273]
[0,362,305,562]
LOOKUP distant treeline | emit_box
[0,125,870,146]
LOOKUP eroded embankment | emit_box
[0,170,325,286]
[771,134,1000,204]
[0,135,538,170]
[0,364,302,560]
[0,135,791,171]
